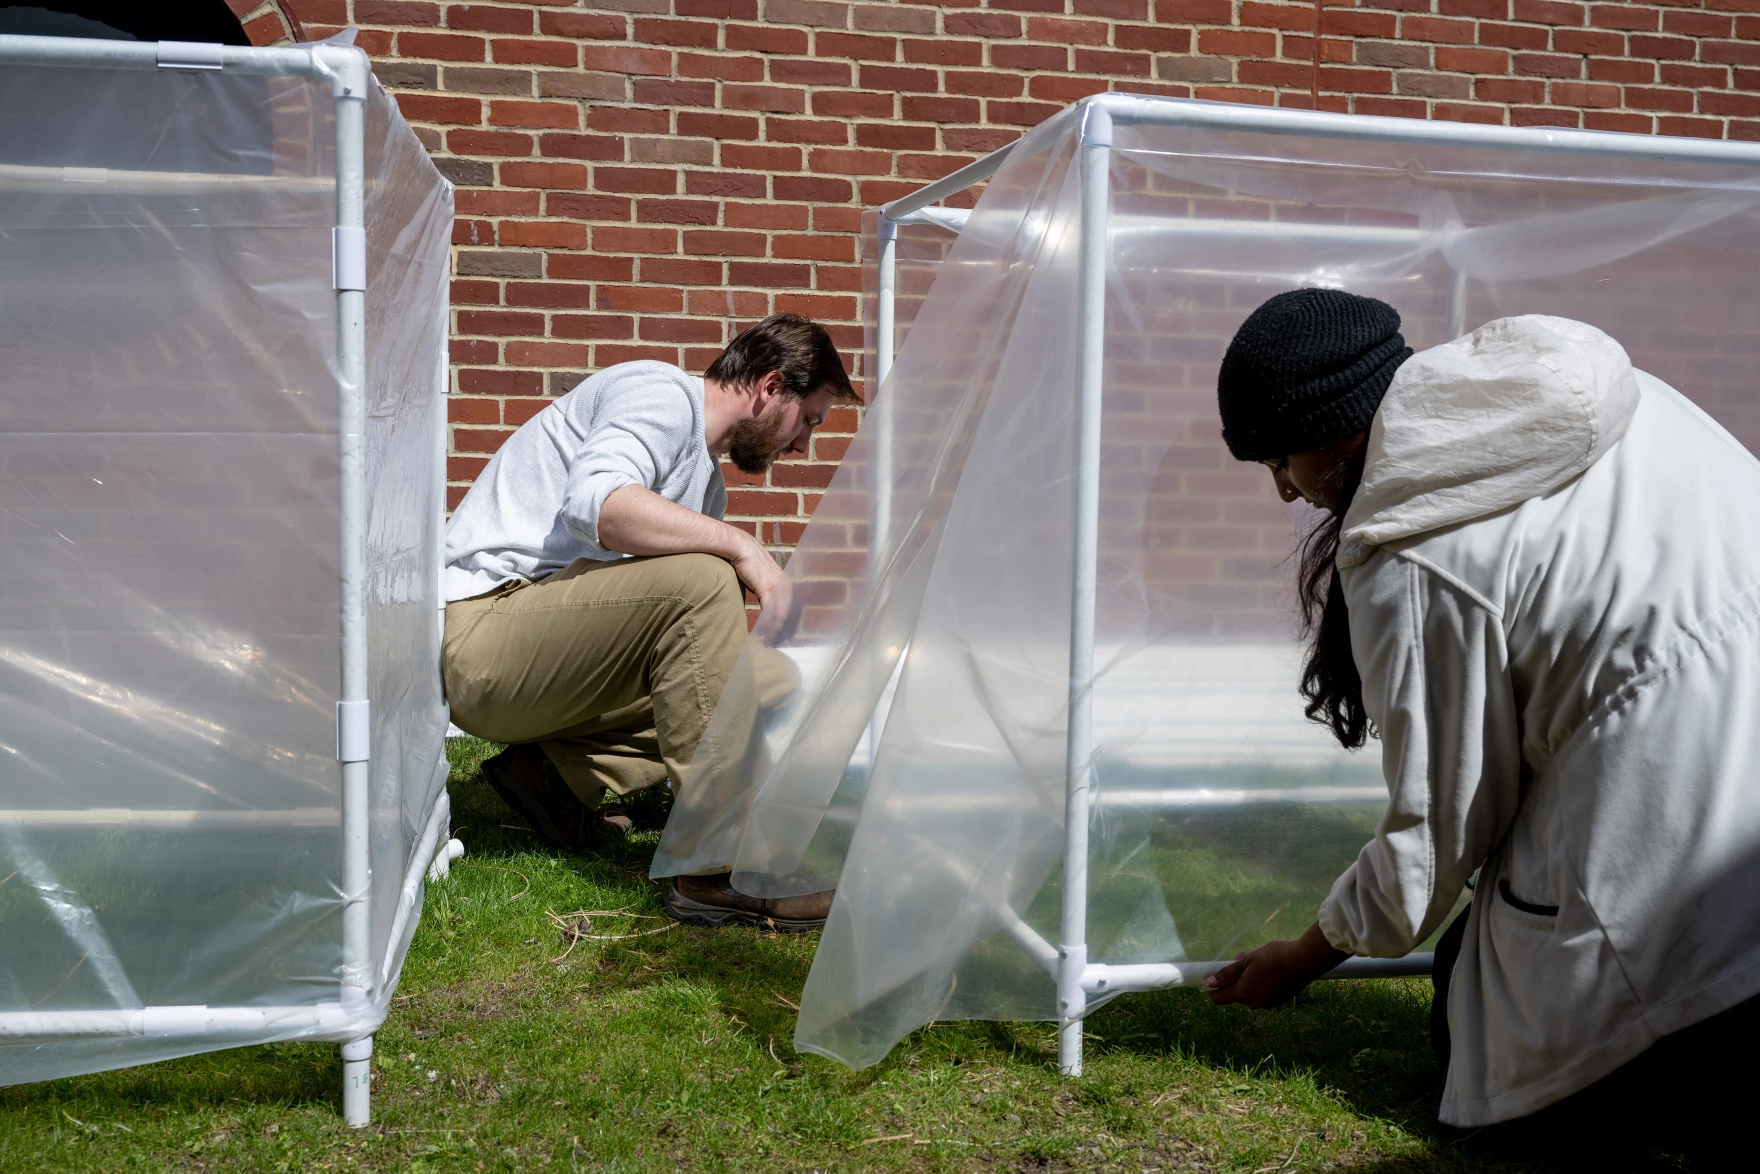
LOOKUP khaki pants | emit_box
[442,553,748,809]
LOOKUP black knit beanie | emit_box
[1216,288,1412,463]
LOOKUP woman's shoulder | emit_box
[1343,509,1524,622]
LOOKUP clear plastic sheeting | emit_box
[653,93,1760,1070]
[859,207,959,396]
[0,41,451,1084]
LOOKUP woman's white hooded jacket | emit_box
[1315,315,1760,1127]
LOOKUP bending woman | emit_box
[1201,289,1760,1140]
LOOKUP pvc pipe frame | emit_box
[1057,105,1112,1075]
[863,92,1756,1076]
[0,34,448,1128]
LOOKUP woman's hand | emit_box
[1203,921,1349,1009]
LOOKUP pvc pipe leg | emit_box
[1058,1017,1082,1077]
[342,1035,372,1127]
[427,837,464,882]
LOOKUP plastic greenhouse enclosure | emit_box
[652,92,1760,1076]
[0,35,453,1125]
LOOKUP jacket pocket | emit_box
[1497,878,1559,920]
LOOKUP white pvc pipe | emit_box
[996,900,1060,975]
[1091,785,1388,809]
[874,217,898,396]
[866,217,899,769]
[435,345,450,647]
[327,49,376,1131]
[1058,104,1113,1078]
[872,215,896,566]
[892,206,970,232]
[880,141,1018,223]
[1331,954,1436,979]
[873,785,1384,816]
[1083,961,1221,993]
[0,1002,354,1041]
[0,807,339,828]
[0,162,331,194]
[380,783,452,986]
[1078,953,1434,996]
[899,207,1431,249]
[1104,91,1760,167]
[923,848,1060,977]
[1445,265,1470,339]
[0,33,317,74]
[342,1036,372,1127]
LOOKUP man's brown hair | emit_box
[704,313,857,401]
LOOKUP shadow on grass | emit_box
[445,744,818,1048]
[1336,1133,1698,1174]
[0,1038,343,1120]
[443,747,1707,1174]
[453,743,1457,1123]
[453,739,1436,1070]
[1087,976,1442,1121]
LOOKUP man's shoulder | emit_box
[551,361,700,431]
[564,360,698,404]
[551,361,705,459]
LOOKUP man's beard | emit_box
[726,402,793,475]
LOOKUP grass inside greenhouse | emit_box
[0,740,1658,1173]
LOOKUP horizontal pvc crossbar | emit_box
[878,92,1760,228]
[875,783,1386,816]
[0,1002,353,1042]
[156,41,225,70]
[1081,954,1435,996]
[998,907,1433,995]
[1092,785,1389,809]
[880,141,1017,223]
[891,206,971,231]
[889,208,1432,250]
[0,162,334,195]
[1109,93,1760,168]
[0,33,350,83]
[0,808,339,828]
[1327,955,1438,979]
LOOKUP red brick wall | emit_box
[236,0,1760,557]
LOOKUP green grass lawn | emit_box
[0,742,1686,1172]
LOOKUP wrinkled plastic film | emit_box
[0,56,450,1084]
[650,113,1079,888]
[656,95,1760,1071]
[860,207,960,401]
[362,78,453,1004]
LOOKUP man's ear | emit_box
[758,370,785,401]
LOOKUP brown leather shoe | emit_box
[480,745,631,851]
[664,872,834,932]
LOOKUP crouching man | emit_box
[442,313,855,930]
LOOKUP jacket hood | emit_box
[1338,315,1640,567]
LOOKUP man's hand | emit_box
[1203,921,1349,1009]
[729,534,796,641]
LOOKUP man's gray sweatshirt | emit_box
[443,361,728,602]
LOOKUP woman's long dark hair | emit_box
[1296,457,1372,750]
